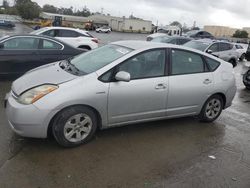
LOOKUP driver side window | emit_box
[116,49,166,80]
[208,43,219,52]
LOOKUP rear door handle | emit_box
[155,83,166,90]
[203,79,212,85]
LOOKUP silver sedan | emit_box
[5,41,237,147]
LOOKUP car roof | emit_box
[111,40,206,53]
[192,39,232,45]
[155,36,192,40]
[43,26,89,33]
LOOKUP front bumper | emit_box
[5,93,54,138]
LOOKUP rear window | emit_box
[205,57,220,71]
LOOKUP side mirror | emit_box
[115,71,131,82]
[207,49,213,54]
[0,43,4,49]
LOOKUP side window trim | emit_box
[169,48,207,76]
[98,48,169,83]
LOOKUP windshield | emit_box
[184,40,210,51]
[151,36,171,43]
[70,44,133,74]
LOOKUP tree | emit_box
[15,0,41,19]
[74,6,91,17]
[2,0,9,9]
[233,30,249,38]
[58,6,73,15]
[43,4,57,13]
[170,21,182,28]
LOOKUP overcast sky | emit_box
[31,0,250,28]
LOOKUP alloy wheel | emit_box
[64,113,93,142]
[205,99,222,119]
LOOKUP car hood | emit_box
[12,62,78,95]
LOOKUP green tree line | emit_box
[0,0,92,19]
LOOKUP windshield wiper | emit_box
[60,59,85,75]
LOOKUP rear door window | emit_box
[40,39,62,49]
[59,30,79,37]
[171,49,205,75]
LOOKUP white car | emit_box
[95,26,111,33]
[146,33,167,41]
[234,43,247,61]
[31,27,98,50]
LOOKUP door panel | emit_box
[107,49,169,124]
[108,77,168,124]
[167,49,214,117]
[167,73,213,116]
[0,50,39,75]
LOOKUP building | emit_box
[88,14,152,33]
[204,25,238,37]
[40,12,152,33]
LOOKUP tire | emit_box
[199,95,223,122]
[229,59,237,67]
[239,53,245,61]
[52,106,98,147]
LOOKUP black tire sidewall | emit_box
[199,95,223,122]
[52,106,98,147]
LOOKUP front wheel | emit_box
[199,95,223,122]
[52,106,98,147]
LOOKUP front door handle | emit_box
[203,79,212,85]
[155,83,166,90]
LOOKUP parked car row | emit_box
[147,33,247,67]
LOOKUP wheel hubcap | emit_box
[64,113,92,142]
[205,99,221,119]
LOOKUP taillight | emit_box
[92,38,99,43]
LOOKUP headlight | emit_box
[18,85,58,105]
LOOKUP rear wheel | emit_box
[229,59,237,67]
[199,95,223,122]
[239,53,245,61]
[52,106,98,147]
